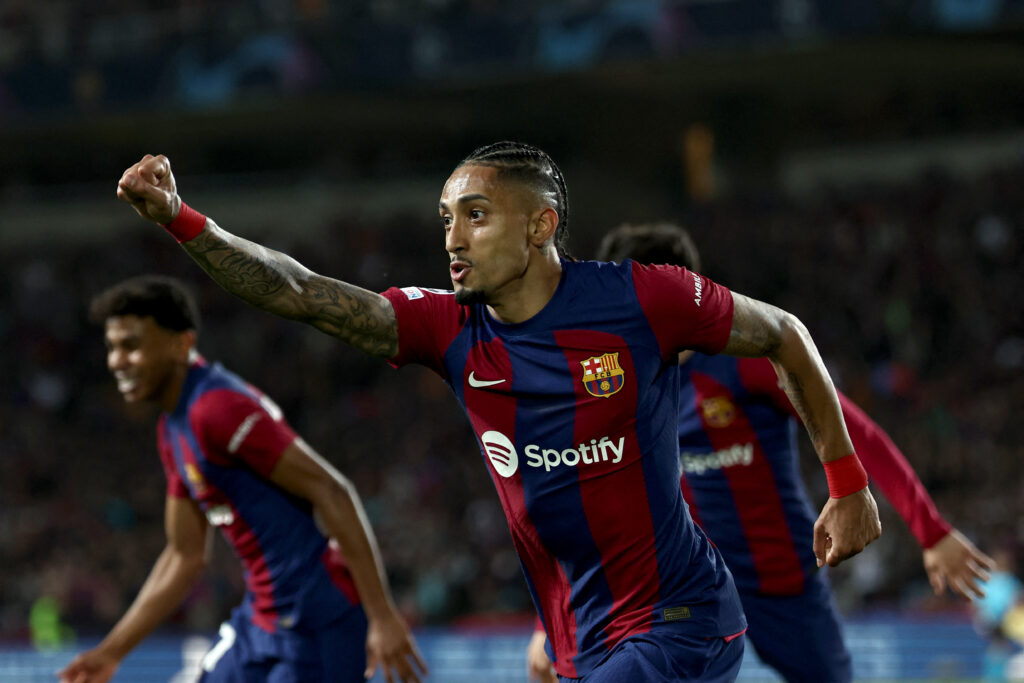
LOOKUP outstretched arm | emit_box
[723,292,881,567]
[269,439,427,683]
[840,395,995,599]
[58,496,209,683]
[116,155,398,358]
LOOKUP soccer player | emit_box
[115,144,883,681]
[58,276,426,683]
[524,222,992,683]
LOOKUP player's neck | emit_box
[157,362,191,413]
[486,249,562,324]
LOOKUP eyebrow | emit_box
[438,193,491,211]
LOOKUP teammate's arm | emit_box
[57,496,209,683]
[525,628,558,683]
[723,292,882,567]
[742,355,996,597]
[839,394,995,599]
[116,155,399,358]
[268,438,427,683]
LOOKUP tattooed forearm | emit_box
[185,228,295,304]
[772,364,825,453]
[182,220,399,358]
[724,291,853,463]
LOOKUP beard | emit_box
[454,287,488,306]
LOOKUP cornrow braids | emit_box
[459,141,573,258]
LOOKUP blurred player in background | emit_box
[58,276,425,683]
[526,223,994,683]
[114,144,883,682]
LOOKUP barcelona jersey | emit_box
[383,259,746,677]
[678,353,951,597]
[157,360,361,634]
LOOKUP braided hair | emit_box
[458,141,572,258]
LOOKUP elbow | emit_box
[311,476,356,516]
[768,310,812,362]
[184,551,209,580]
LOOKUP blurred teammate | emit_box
[115,144,883,681]
[526,222,993,683]
[59,276,425,683]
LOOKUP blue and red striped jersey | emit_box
[156,359,360,633]
[383,259,746,677]
[678,353,951,597]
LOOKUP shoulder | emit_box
[381,285,467,328]
[569,258,632,283]
[187,366,276,433]
[383,285,457,306]
[563,259,639,306]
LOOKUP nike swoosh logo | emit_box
[468,372,506,388]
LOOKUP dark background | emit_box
[1,0,1022,643]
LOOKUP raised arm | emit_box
[116,155,398,358]
[58,496,209,683]
[723,291,882,567]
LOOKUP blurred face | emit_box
[440,164,537,305]
[104,315,191,408]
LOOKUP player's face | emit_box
[104,315,190,407]
[440,164,537,305]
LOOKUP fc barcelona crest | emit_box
[701,396,736,428]
[580,353,625,398]
[185,462,208,496]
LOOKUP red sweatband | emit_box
[161,202,207,243]
[824,453,869,499]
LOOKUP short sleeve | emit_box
[631,262,734,360]
[157,418,190,499]
[381,286,466,378]
[189,389,298,479]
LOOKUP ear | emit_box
[173,329,197,362]
[528,207,559,249]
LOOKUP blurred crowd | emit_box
[3,0,1024,117]
[0,159,1022,645]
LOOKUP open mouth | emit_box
[450,261,471,283]
[116,375,139,394]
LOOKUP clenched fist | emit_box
[813,487,882,567]
[117,154,181,225]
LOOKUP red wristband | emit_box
[161,202,207,243]
[823,453,869,499]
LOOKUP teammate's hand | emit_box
[117,154,181,225]
[56,648,119,683]
[813,487,882,567]
[923,529,995,600]
[365,608,428,683]
[526,629,557,683]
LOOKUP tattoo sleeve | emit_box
[722,292,783,358]
[724,292,849,461]
[182,220,399,358]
